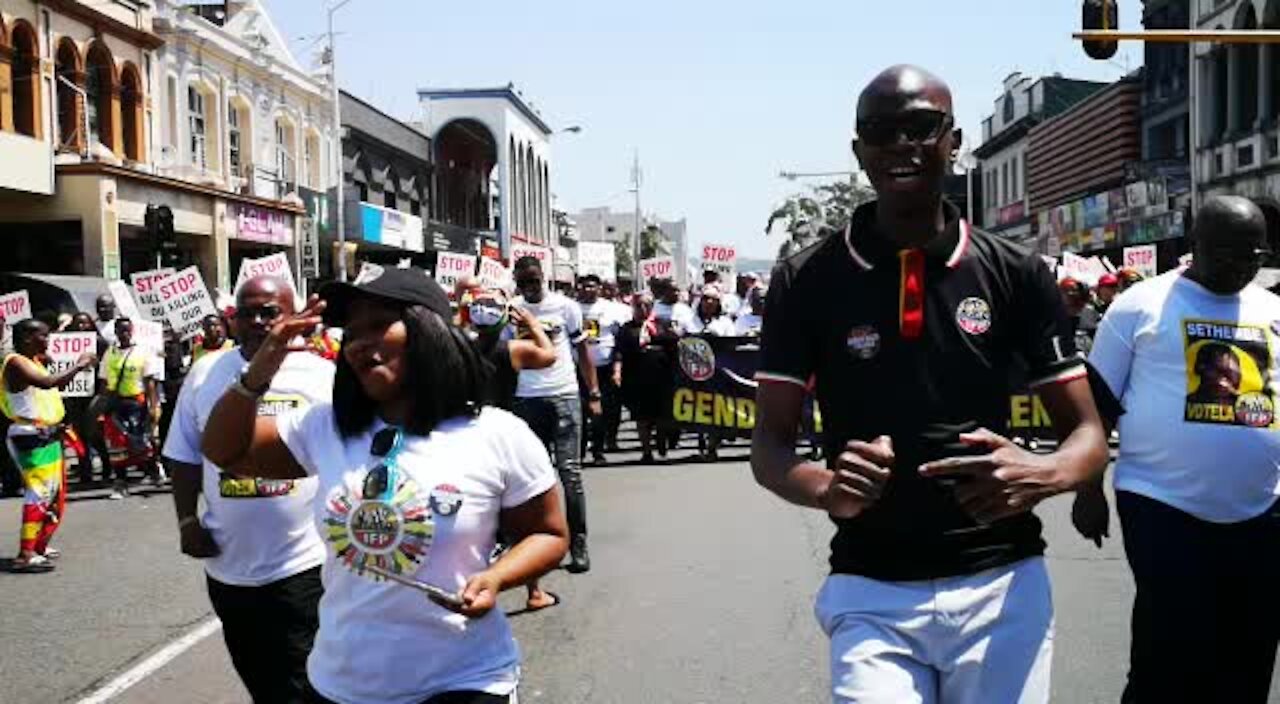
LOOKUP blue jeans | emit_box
[513,394,586,539]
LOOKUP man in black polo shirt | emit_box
[752,65,1109,704]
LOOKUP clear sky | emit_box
[262,0,1143,260]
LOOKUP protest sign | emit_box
[133,319,165,354]
[1059,251,1100,285]
[0,290,31,326]
[477,257,512,291]
[1124,245,1158,278]
[511,243,552,270]
[640,256,675,286]
[700,243,737,282]
[577,242,617,282]
[159,267,218,340]
[435,253,477,291]
[107,280,141,321]
[235,253,297,296]
[131,269,175,322]
[47,332,96,397]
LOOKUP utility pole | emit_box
[631,151,642,282]
[327,0,353,282]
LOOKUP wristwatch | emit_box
[231,366,269,399]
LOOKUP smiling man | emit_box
[751,65,1109,703]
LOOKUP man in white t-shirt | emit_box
[163,275,334,704]
[577,274,625,465]
[511,256,601,574]
[652,278,694,334]
[1078,196,1280,703]
[734,286,766,337]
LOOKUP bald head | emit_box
[1189,195,1270,295]
[857,65,953,123]
[237,275,296,313]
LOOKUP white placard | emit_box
[1123,245,1158,278]
[700,243,738,282]
[133,319,165,354]
[435,253,477,291]
[477,257,512,291]
[159,267,218,341]
[511,243,552,269]
[576,242,617,282]
[130,269,175,322]
[107,280,141,321]
[47,332,97,397]
[1060,251,1097,285]
[235,253,298,297]
[640,256,675,285]
[0,290,32,326]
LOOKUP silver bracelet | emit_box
[229,378,266,400]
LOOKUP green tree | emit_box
[640,225,669,260]
[614,240,634,279]
[766,180,876,259]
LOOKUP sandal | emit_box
[525,591,561,613]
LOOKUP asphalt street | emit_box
[3,443,1278,704]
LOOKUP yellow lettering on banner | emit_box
[715,394,736,427]
[737,398,756,429]
[673,388,694,422]
[1009,394,1054,429]
[1187,403,1234,422]
[695,392,714,425]
[1032,395,1052,427]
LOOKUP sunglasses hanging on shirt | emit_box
[362,427,404,502]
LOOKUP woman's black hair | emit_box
[332,303,489,438]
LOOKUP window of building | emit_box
[55,40,82,151]
[11,23,40,139]
[188,86,206,169]
[303,137,315,189]
[1015,154,1022,201]
[275,119,296,188]
[120,66,142,162]
[1002,94,1015,125]
[1001,162,1010,205]
[228,102,242,175]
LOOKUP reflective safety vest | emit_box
[103,346,150,399]
[0,354,66,426]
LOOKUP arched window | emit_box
[11,22,41,139]
[275,116,296,187]
[1002,94,1015,124]
[1212,43,1229,139]
[120,64,143,161]
[228,100,243,175]
[55,39,83,151]
[85,42,117,153]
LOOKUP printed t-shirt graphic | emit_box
[1183,320,1277,428]
[323,469,437,578]
[219,394,306,498]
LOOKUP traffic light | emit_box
[1082,0,1120,61]
[146,203,180,268]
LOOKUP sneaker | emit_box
[11,555,55,573]
[566,537,591,574]
[40,548,61,560]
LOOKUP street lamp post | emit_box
[328,0,354,282]
[957,150,978,227]
[631,151,642,283]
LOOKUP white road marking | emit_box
[74,616,222,704]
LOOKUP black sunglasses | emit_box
[857,110,954,148]
[235,304,284,323]
[362,428,401,500]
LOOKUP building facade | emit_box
[974,72,1107,241]
[417,85,555,259]
[570,206,689,287]
[0,0,333,294]
[1192,0,1280,246]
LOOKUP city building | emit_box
[1027,74,1188,268]
[417,85,556,260]
[1192,0,1280,246]
[571,205,689,287]
[1141,0,1192,207]
[336,90,432,273]
[974,72,1107,241]
[0,0,334,292]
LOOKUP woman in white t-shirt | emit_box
[201,267,568,704]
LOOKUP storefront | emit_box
[1036,178,1190,274]
[227,203,299,287]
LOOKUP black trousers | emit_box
[1118,491,1280,704]
[306,687,509,704]
[207,566,323,704]
[584,366,621,455]
[513,395,586,540]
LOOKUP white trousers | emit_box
[815,557,1054,704]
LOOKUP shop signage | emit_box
[480,238,501,261]
[236,253,298,297]
[0,290,32,325]
[130,268,175,322]
[47,332,96,397]
[478,257,511,290]
[235,205,293,245]
[300,218,320,279]
[640,256,675,284]
[577,242,618,282]
[700,243,737,281]
[435,253,478,291]
[1124,245,1158,278]
[360,203,424,252]
[159,266,218,341]
[997,202,1026,227]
